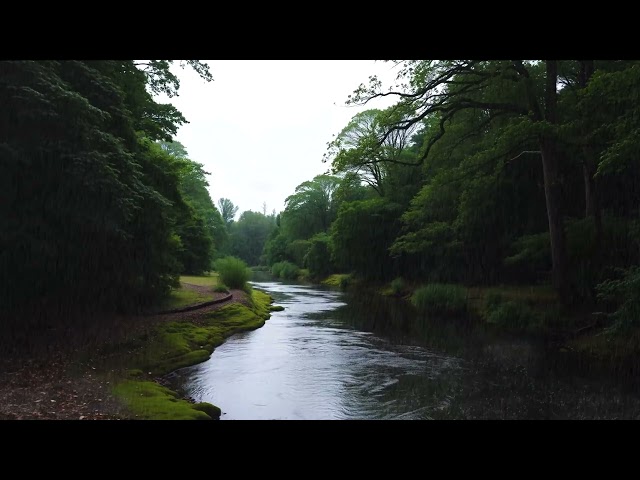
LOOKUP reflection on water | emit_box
[168,280,640,419]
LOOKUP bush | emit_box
[411,283,468,316]
[271,261,300,280]
[213,256,251,289]
[390,277,406,296]
[214,285,229,293]
[271,262,284,278]
[304,233,333,278]
[486,300,536,329]
[597,266,640,333]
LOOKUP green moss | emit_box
[112,288,276,420]
[123,292,274,378]
[112,381,214,420]
[321,274,351,287]
[192,402,221,419]
[270,305,285,311]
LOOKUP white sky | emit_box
[155,60,399,219]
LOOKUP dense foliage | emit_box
[4,59,640,336]
[0,60,217,324]
[261,60,640,332]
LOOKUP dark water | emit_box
[168,280,640,419]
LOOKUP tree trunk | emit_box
[540,139,569,297]
[579,60,603,247]
[541,60,570,300]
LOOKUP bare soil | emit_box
[0,284,246,420]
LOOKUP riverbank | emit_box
[316,273,640,370]
[0,281,279,420]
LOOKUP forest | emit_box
[2,60,639,337]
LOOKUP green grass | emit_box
[180,274,219,287]
[569,329,640,360]
[379,278,412,297]
[112,289,275,420]
[467,284,566,333]
[161,287,212,310]
[467,284,558,314]
[411,283,468,316]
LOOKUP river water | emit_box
[168,279,640,419]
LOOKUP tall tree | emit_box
[324,108,419,197]
[344,60,571,297]
[218,198,239,225]
[0,60,213,324]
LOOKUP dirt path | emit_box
[0,286,246,420]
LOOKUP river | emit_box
[167,279,640,419]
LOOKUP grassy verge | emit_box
[161,287,214,311]
[180,274,219,287]
[112,289,275,420]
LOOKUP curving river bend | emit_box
[167,280,640,419]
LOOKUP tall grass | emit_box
[214,256,251,289]
[411,283,468,316]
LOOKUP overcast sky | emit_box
[156,60,399,219]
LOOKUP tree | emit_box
[344,60,571,298]
[0,60,213,325]
[218,198,239,225]
[324,108,419,197]
[228,211,276,266]
[282,175,341,241]
[331,198,403,280]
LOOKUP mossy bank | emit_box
[112,289,277,420]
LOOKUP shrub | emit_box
[279,261,300,280]
[271,262,284,278]
[304,233,333,278]
[484,292,504,311]
[271,261,300,280]
[486,300,537,329]
[213,256,251,289]
[390,277,405,296]
[411,283,468,316]
[214,285,229,293]
[597,266,640,333]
